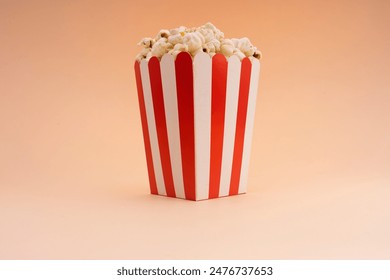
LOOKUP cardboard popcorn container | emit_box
[134,52,260,200]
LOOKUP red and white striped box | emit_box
[134,52,260,201]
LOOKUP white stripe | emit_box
[160,54,185,199]
[219,56,242,197]
[140,60,166,195]
[193,53,212,200]
[238,59,261,194]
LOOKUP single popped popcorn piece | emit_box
[202,22,224,40]
[236,37,254,56]
[183,32,203,53]
[236,37,251,48]
[198,28,215,43]
[202,38,220,53]
[138,37,155,48]
[170,26,186,35]
[220,44,234,57]
[168,34,183,45]
[221,38,234,47]
[195,31,206,44]
[151,38,173,58]
[156,29,170,40]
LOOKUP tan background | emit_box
[1,0,390,259]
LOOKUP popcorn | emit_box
[183,32,204,53]
[231,38,240,48]
[236,37,254,56]
[157,29,170,40]
[220,44,234,57]
[135,53,144,61]
[137,37,155,48]
[191,48,204,57]
[202,22,224,40]
[140,47,151,56]
[173,43,189,52]
[168,34,183,45]
[136,22,261,61]
[167,43,189,58]
[198,28,215,43]
[167,50,181,58]
[221,38,234,47]
[151,38,173,57]
[134,24,262,202]
[170,25,186,35]
[202,38,220,53]
[253,49,262,59]
[145,52,153,60]
[233,49,246,60]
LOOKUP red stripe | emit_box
[209,54,228,199]
[175,52,196,201]
[148,57,176,198]
[229,58,252,195]
[134,61,158,195]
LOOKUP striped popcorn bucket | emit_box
[134,52,260,201]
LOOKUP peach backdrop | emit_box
[1,0,389,259]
